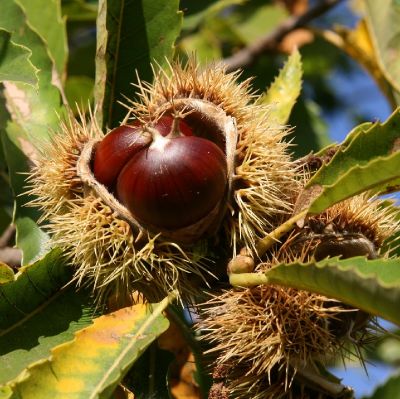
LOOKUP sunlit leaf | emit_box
[95,0,182,129]
[0,29,38,86]
[298,108,400,214]
[2,295,175,399]
[319,21,396,108]
[15,0,68,78]
[260,48,302,125]
[364,0,400,98]
[62,0,98,22]
[230,256,400,326]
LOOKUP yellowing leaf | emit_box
[259,48,303,125]
[3,295,176,399]
[364,0,400,96]
[320,21,396,107]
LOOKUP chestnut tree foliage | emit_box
[1,0,400,398]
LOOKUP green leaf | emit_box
[62,0,98,21]
[362,373,400,399]
[0,0,64,263]
[95,0,183,129]
[0,263,14,284]
[364,0,400,97]
[260,49,303,125]
[65,75,94,114]
[0,249,96,384]
[15,0,68,78]
[301,108,400,214]
[182,0,244,32]
[0,29,38,86]
[288,97,331,158]
[229,3,288,45]
[2,295,175,399]
[0,124,49,265]
[230,257,400,326]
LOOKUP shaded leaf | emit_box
[182,0,244,32]
[3,295,174,399]
[364,0,400,97]
[302,108,400,214]
[0,29,38,86]
[65,75,94,114]
[1,124,49,265]
[95,0,182,129]
[362,373,400,399]
[125,343,174,399]
[230,3,288,45]
[260,48,302,125]
[15,0,68,78]
[288,96,331,158]
[230,256,400,326]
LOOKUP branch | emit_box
[222,0,345,73]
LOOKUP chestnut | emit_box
[93,115,228,233]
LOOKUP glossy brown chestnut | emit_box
[117,135,227,230]
[93,115,228,232]
[92,123,151,188]
[92,116,192,188]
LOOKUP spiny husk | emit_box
[28,58,300,302]
[199,194,399,398]
[126,59,301,254]
[27,110,211,302]
[274,193,400,263]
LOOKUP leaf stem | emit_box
[229,272,270,287]
[256,210,307,257]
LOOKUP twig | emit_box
[222,0,345,73]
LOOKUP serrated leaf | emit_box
[364,0,400,97]
[0,0,64,263]
[0,249,96,384]
[3,295,174,399]
[362,373,400,399]
[95,0,182,129]
[260,49,303,125]
[0,29,38,86]
[15,0,68,78]
[230,257,400,326]
[301,108,400,214]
